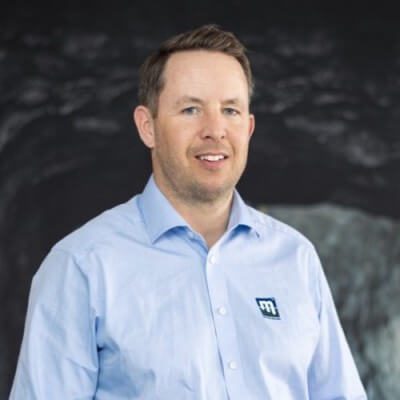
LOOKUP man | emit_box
[10,25,367,399]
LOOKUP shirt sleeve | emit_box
[9,248,99,399]
[307,244,367,399]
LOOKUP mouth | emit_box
[194,153,229,170]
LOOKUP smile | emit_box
[194,153,229,171]
[197,154,226,161]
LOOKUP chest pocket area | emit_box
[254,292,320,370]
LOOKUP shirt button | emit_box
[187,231,195,239]
[217,306,227,316]
[228,360,238,370]
[209,254,217,264]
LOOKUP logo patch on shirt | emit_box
[256,297,281,319]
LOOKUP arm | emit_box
[307,245,367,399]
[9,248,98,399]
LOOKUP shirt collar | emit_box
[138,174,260,244]
[227,189,260,237]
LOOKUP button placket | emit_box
[204,249,246,399]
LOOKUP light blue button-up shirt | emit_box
[10,175,367,399]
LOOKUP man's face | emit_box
[144,50,255,204]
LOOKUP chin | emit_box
[189,182,234,203]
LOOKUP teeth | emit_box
[199,154,225,161]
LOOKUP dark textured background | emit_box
[1,1,400,398]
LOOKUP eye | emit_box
[223,107,240,116]
[182,106,200,115]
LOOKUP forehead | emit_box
[160,50,249,102]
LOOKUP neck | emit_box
[175,194,233,249]
[154,176,233,249]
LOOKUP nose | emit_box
[200,110,226,140]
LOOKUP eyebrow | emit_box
[174,96,203,107]
[174,96,244,107]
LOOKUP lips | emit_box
[194,152,229,171]
[196,154,227,161]
[194,149,229,161]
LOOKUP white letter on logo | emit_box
[260,300,277,316]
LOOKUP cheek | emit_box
[160,135,192,163]
[166,128,195,157]
[231,131,251,152]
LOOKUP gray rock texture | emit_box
[266,204,400,399]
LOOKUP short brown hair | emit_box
[137,24,254,117]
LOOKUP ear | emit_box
[248,113,255,139]
[133,105,156,149]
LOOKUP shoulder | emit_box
[31,196,146,310]
[248,204,315,251]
